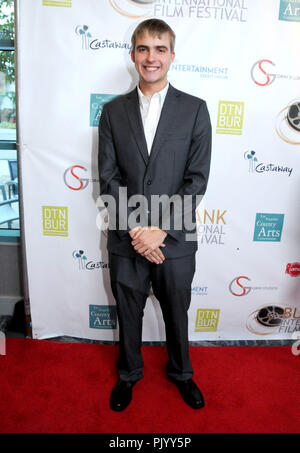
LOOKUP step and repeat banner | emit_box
[17,0,300,341]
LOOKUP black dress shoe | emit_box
[110,379,137,412]
[171,378,205,409]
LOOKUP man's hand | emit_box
[129,227,167,264]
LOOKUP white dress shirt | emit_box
[137,83,169,155]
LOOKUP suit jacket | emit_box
[98,84,212,259]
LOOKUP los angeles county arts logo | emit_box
[72,250,109,271]
[279,0,300,22]
[244,150,293,177]
[229,276,277,297]
[276,99,300,145]
[89,305,117,330]
[75,25,131,52]
[250,59,300,87]
[63,165,99,191]
[246,304,300,336]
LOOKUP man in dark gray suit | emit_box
[98,19,211,411]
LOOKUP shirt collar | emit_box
[137,83,169,107]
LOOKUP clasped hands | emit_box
[129,226,167,264]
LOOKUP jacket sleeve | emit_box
[98,104,134,238]
[163,100,212,242]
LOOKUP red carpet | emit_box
[0,338,299,433]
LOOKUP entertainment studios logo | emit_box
[276,99,300,146]
[75,25,131,52]
[251,59,300,87]
[153,0,248,22]
[244,150,293,177]
[170,61,229,80]
[72,250,109,271]
[229,276,277,297]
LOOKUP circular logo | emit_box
[276,99,300,145]
[287,102,300,133]
[256,305,284,327]
[251,59,276,87]
[109,0,154,18]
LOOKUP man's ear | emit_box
[171,52,175,63]
[131,49,135,63]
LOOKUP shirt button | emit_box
[147,180,152,185]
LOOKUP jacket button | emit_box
[147,180,152,185]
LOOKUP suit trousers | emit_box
[109,252,195,382]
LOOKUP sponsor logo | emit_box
[195,308,220,332]
[251,59,300,86]
[154,0,248,22]
[246,304,300,336]
[170,61,229,80]
[285,262,300,277]
[42,206,68,237]
[90,94,118,127]
[110,0,154,18]
[63,165,98,190]
[196,208,227,245]
[89,305,117,330]
[253,213,284,242]
[229,276,277,296]
[75,25,131,52]
[279,0,300,22]
[244,150,293,177]
[43,0,71,7]
[216,101,244,135]
[192,286,208,296]
[72,250,109,271]
[276,99,300,145]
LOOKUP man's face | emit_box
[131,30,175,89]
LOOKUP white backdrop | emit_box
[17,0,300,341]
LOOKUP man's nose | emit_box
[146,49,156,62]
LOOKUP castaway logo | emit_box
[195,309,220,332]
[196,208,227,245]
[43,0,71,7]
[72,250,109,271]
[285,262,300,277]
[110,0,154,18]
[89,305,117,330]
[216,101,244,135]
[63,165,98,190]
[75,25,131,52]
[42,206,68,237]
[192,286,208,296]
[90,94,118,127]
[244,150,293,177]
[276,99,300,145]
[170,61,229,80]
[279,0,300,22]
[251,59,300,87]
[154,0,248,22]
[229,276,277,297]
[246,304,300,336]
[253,213,284,242]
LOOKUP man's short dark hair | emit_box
[131,18,176,53]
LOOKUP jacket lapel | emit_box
[124,88,149,166]
[148,84,180,167]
